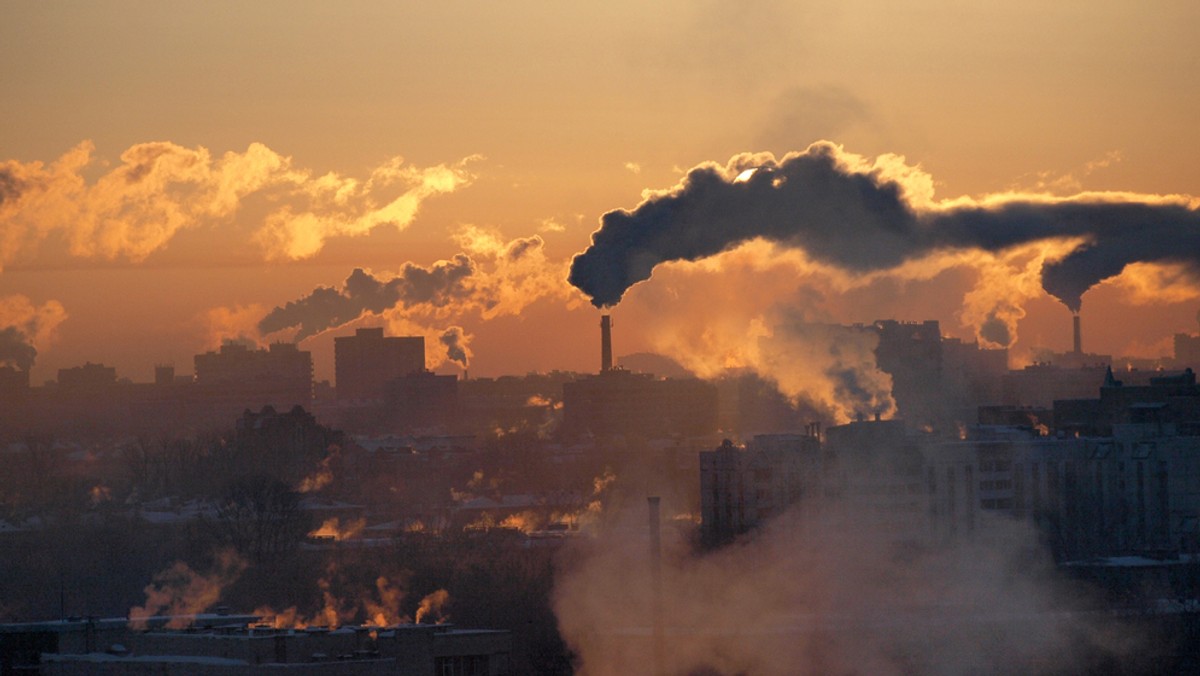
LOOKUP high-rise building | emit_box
[334,328,425,401]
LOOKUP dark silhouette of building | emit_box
[383,371,459,433]
[193,342,313,423]
[700,431,822,546]
[57,362,117,390]
[1177,332,1200,369]
[873,320,1006,429]
[562,369,719,440]
[335,328,425,401]
[562,316,717,440]
[0,615,511,676]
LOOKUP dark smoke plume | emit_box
[0,168,23,205]
[439,326,471,368]
[258,255,475,339]
[0,326,37,371]
[568,143,1200,312]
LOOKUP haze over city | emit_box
[3,3,1200,675]
[2,2,1199,385]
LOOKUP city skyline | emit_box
[2,2,1200,388]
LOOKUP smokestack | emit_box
[1073,313,1082,355]
[600,315,613,373]
[647,496,666,676]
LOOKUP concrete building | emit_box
[334,329,424,402]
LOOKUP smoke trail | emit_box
[568,143,1200,313]
[260,229,573,353]
[258,256,476,340]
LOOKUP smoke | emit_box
[258,228,573,369]
[568,142,1200,314]
[128,551,246,629]
[554,500,1135,675]
[0,140,475,268]
[0,294,68,370]
[258,257,476,340]
[439,326,472,368]
[414,589,451,624]
[0,327,36,372]
[616,243,899,422]
[202,303,268,349]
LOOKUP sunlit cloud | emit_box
[0,141,477,269]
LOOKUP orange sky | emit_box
[2,2,1199,385]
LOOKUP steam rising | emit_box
[569,142,1200,314]
[128,551,247,630]
[555,501,1134,675]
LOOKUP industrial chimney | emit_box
[600,315,613,372]
[1073,313,1082,355]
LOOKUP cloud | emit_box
[0,294,68,370]
[568,142,1200,314]
[0,141,476,269]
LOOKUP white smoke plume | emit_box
[128,551,246,630]
[555,500,1137,675]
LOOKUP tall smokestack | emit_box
[647,496,666,676]
[600,315,613,373]
[1073,313,1082,355]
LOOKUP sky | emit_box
[2,1,1199,387]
